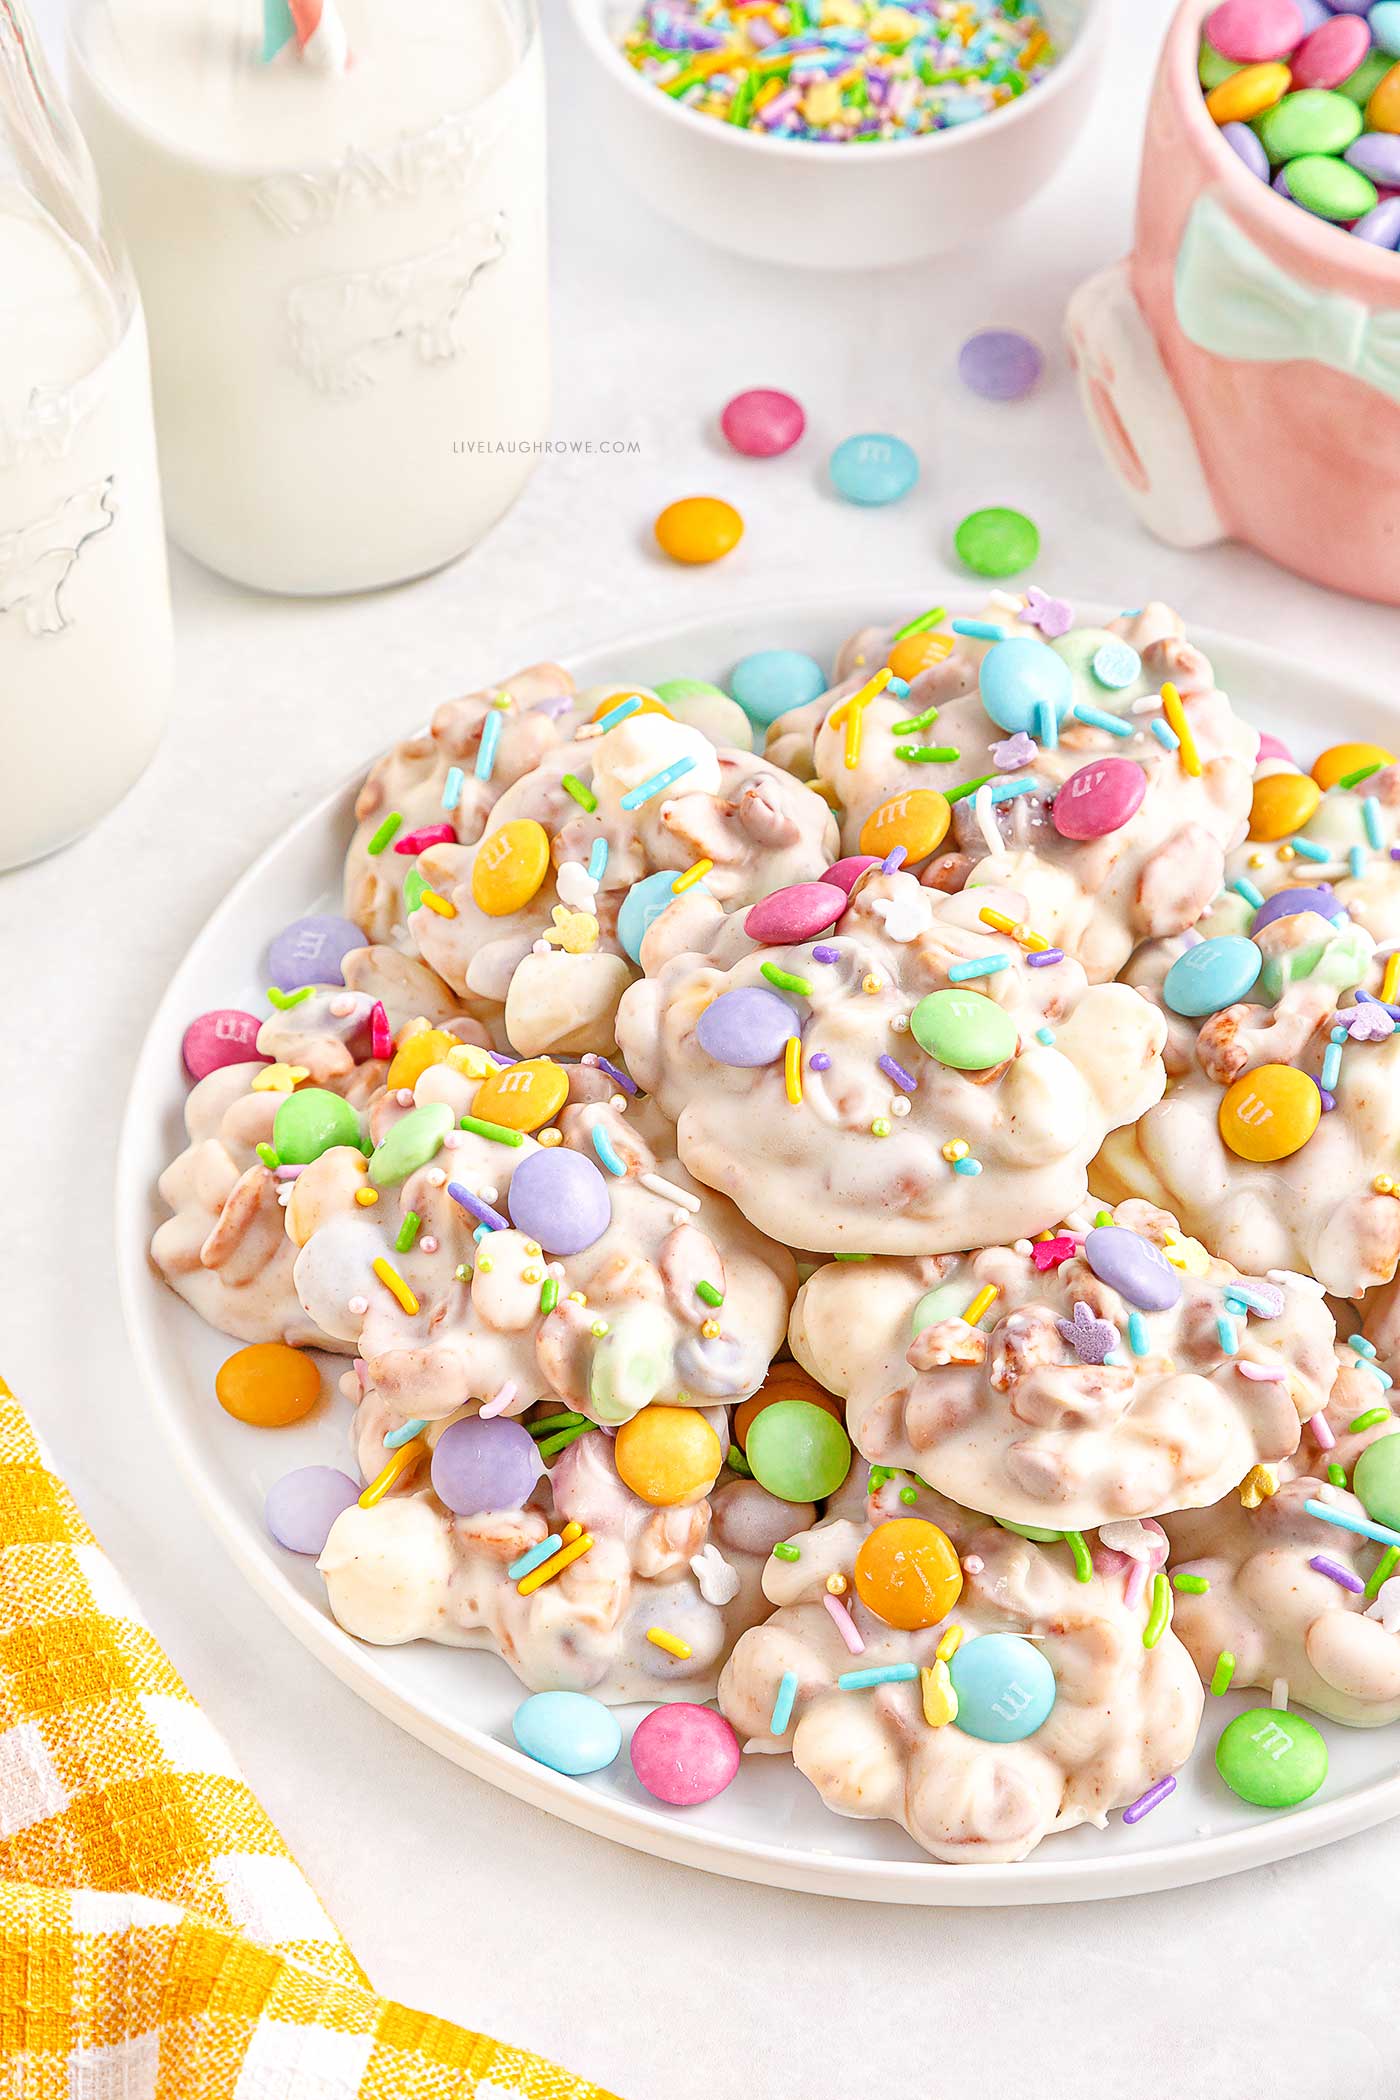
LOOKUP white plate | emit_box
[116,590,1400,1906]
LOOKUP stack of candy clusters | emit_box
[155,591,1400,1861]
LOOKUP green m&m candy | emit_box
[1256,90,1361,165]
[1353,1434,1400,1532]
[954,507,1040,580]
[910,988,1018,1071]
[1338,48,1393,109]
[1198,37,1242,90]
[367,1101,454,1187]
[910,1283,970,1338]
[1281,155,1377,222]
[272,1087,361,1165]
[745,1399,852,1502]
[1216,1708,1328,1809]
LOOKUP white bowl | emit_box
[563,0,1108,269]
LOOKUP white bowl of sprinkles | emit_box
[564,0,1108,268]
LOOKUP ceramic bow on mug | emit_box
[1067,0,1400,605]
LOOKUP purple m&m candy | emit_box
[1084,1226,1183,1312]
[825,855,880,895]
[1051,758,1148,841]
[1252,884,1341,931]
[696,986,801,1067]
[1347,132,1400,185]
[182,1008,268,1080]
[957,329,1045,402]
[720,388,806,459]
[1353,195,1400,247]
[1221,120,1270,180]
[431,1416,538,1517]
[267,913,365,993]
[745,881,847,945]
[507,1147,612,1255]
[265,1466,359,1555]
[630,1702,740,1806]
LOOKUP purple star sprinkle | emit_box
[991,731,1037,771]
[1022,585,1074,639]
[1056,1299,1122,1367]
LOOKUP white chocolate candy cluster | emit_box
[319,1417,813,1704]
[1212,761,1400,955]
[764,596,1257,983]
[617,869,1167,1254]
[1164,1353,1400,1727]
[717,1473,1203,1864]
[787,1200,1337,1531]
[256,944,489,1085]
[407,712,837,1058]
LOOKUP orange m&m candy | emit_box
[386,1026,457,1092]
[853,1517,963,1630]
[590,691,673,723]
[1311,741,1395,791]
[614,1406,722,1507]
[887,631,954,684]
[472,818,551,917]
[858,787,951,864]
[471,1057,569,1133]
[654,497,744,566]
[215,1343,321,1428]
[1249,771,1320,842]
[1218,1063,1320,1163]
[1204,61,1290,125]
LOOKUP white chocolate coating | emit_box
[408,712,838,1058]
[1164,1354,1400,1727]
[717,1474,1203,1864]
[788,1199,1337,1530]
[617,869,1166,1254]
[257,944,490,1083]
[319,1420,813,1703]
[1210,761,1400,955]
[764,594,1257,983]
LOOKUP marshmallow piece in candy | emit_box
[616,870,1167,1256]
[758,594,1258,983]
[788,1199,1336,1531]
[717,1472,1203,1864]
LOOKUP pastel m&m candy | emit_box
[272,1086,361,1165]
[1292,14,1371,89]
[267,913,364,993]
[1205,59,1292,121]
[1205,0,1304,63]
[1354,1433,1400,1527]
[1219,1063,1321,1160]
[471,818,551,917]
[1216,1707,1327,1807]
[1083,1224,1183,1311]
[654,496,744,565]
[265,1467,359,1554]
[957,329,1044,401]
[1312,740,1395,789]
[614,1406,723,1506]
[733,1367,844,1450]
[1256,87,1362,159]
[618,868,709,964]
[385,1027,457,1091]
[744,1398,851,1501]
[887,630,954,682]
[368,1100,454,1186]
[744,881,847,945]
[954,506,1039,578]
[431,1416,539,1516]
[630,1703,739,1805]
[216,1342,321,1427]
[696,986,800,1067]
[507,1147,613,1255]
[471,1057,569,1132]
[853,1517,963,1629]
[1249,770,1322,839]
[729,649,828,729]
[909,988,1018,1071]
[829,432,919,506]
[824,855,880,895]
[720,388,805,458]
[979,636,1073,737]
[1251,883,1340,930]
[857,787,951,863]
[1050,757,1147,840]
[1163,934,1264,1016]
[514,1690,621,1777]
[1370,56,1400,130]
[182,1008,268,1080]
[948,1632,1056,1742]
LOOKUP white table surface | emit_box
[7,2,1398,2093]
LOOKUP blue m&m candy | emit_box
[1163,934,1264,1017]
[979,637,1073,738]
[513,1690,622,1777]
[618,868,710,964]
[829,432,919,507]
[729,649,828,730]
[949,1632,1056,1743]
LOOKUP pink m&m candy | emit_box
[824,855,881,895]
[720,388,806,459]
[630,1702,740,1806]
[1051,757,1147,841]
[1257,732,1296,765]
[744,880,847,944]
[1205,0,1303,62]
[182,1008,269,1080]
[1291,13,1370,88]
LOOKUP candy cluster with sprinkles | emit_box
[153,588,1400,1858]
[618,0,1058,142]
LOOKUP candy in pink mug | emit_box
[1067,0,1400,604]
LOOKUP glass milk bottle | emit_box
[0,0,172,872]
[69,0,549,596]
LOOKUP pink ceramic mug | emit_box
[1067,0,1400,604]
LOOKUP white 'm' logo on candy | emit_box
[1250,1721,1292,1760]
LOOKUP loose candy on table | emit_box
[1353,1435,1400,1529]
[266,914,365,993]
[1050,758,1147,840]
[957,330,1044,402]
[216,1342,321,1428]
[909,988,1019,1072]
[614,1406,723,1507]
[1163,934,1264,1016]
[729,649,828,730]
[1312,740,1395,788]
[1215,1707,1328,1807]
[265,1467,359,1555]
[947,1632,1057,1743]
[272,1086,361,1166]
[1249,769,1322,838]
[507,1147,613,1255]
[631,1703,740,1806]
[696,985,801,1067]
[857,788,951,864]
[431,1416,539,1517]
[1083,1225,1183,1311]
[853,1518,963,1630]
[471,817,552,917]
[182,1008,268,1080]
[829,433,919,508]
[367,1100,454,1187]
[1219,1062,1321,1161]
[954,507,1040,578]
[513,1690,622,1777]
[654,496,744,565]
[471,1057,570,1133]
[744,1399,851,1502]
[744,882,848,945]
[618,868,710,964]
[720,389,805,459]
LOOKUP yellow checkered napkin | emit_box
[0,1377,618,2100]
